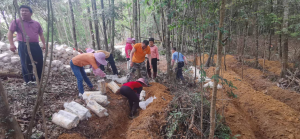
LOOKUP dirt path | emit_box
[203,55,300,139]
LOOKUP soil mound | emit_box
[127,82,173,139]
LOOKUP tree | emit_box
[280,0,289,77]
[100,0,108,51]
[68,0,78,50]
[92,0,101,50]
[209,0,226,138]
[255,3,259,68]
[166,0,172,78]
[110,0,115,54]
[85,0,95,49]
[133,0,138,42]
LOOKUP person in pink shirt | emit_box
[125,38,133,70]
[146,38,159,79]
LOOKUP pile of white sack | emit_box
[0,41,79,74]
[0,42,21,72]
[52,91,109,129]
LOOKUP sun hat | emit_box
[86,48,95,53]
[94,52,107,66]
[132,38,135,41]
[126,38,132,43]
[136,78,148,86]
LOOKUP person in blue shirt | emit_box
[171,47,187,82]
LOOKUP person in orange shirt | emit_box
[70,52,107,97]
[127,40,152,85]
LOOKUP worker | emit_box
[116,78,148,118]
[127,40,151,86]
[171,47,187,82]
[8,5,46,85]
[70,52,107,97]
[86,48,118,75]
[125,38,133,70]
[132,38,136,45]
[146,38,159,79]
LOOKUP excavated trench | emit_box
[202,55,300,139]
[58,82,172,139]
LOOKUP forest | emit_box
[0,0,300,139]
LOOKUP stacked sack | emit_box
[0,41,79,74]
[0,42,21,73]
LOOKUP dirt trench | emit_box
[202,55,300,139]
[58,82,172,139]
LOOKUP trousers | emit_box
[18,42,43,83]
[176,62,185,81]
[70,60,93,94]
[100,54,118,75]
[127,61,148,85]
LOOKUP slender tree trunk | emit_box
[0,80,24,139]
[85,0,95,49]
[1,11,9,29]
[92,0,101,50]
[100,0,109,51]
[133,0,139,42]
[209,0,225,138]
[111,0,115,54]
[138,0,141,41]
[268,0,273,60]
[255,5,259,68]
[68,0,78,49]
[280,0,289,77]
[62,18,70,46]
[166,0,172,78]
[205,25,216,67]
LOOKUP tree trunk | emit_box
[0,80,24,139]
[166,0,172,78]
[138,0,141,41]
[100,0,109,51]
[209,0,226,138]
[255,4,259,68]
[133,0,139,42]
[268,0,273,60]
[85,0,95,49]
[1,11,9,29]
[280,0,289,77]
[68,0,78,50]
[205,25,216,67]
[92,0,101,50]
[111,0,115,55]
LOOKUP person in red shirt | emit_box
[117,78,148,118]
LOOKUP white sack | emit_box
[64,101,91,120]
[203,81,222,89]
[139,96,157,110]
[87,94,109,105]
[52,110,79,129]
[82,91,103,100]
[86,100,108,117]
[139,90,146,101]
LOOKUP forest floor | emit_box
[1,53,300,139]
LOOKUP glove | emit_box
[93,68,106,77]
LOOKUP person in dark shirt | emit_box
[117,78,148,118]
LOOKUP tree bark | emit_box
[209,0,226,138]
[1,11,9,29]
[85,0,95,49]
[100,0,109,51]
[268,0,273,60]
[68,0,78,50]
[205,25,216,67]
[166,0,172,78]
[111,0,115,54]
[133,0,139,42]
[280,0,289,77]
[138,0,141,41]
[92,0,101,50]
[0,80,24,139]
[255,4,259,68]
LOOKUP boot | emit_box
[129,103,138,118]
[148,70,152,79]
[153,72,157,79]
